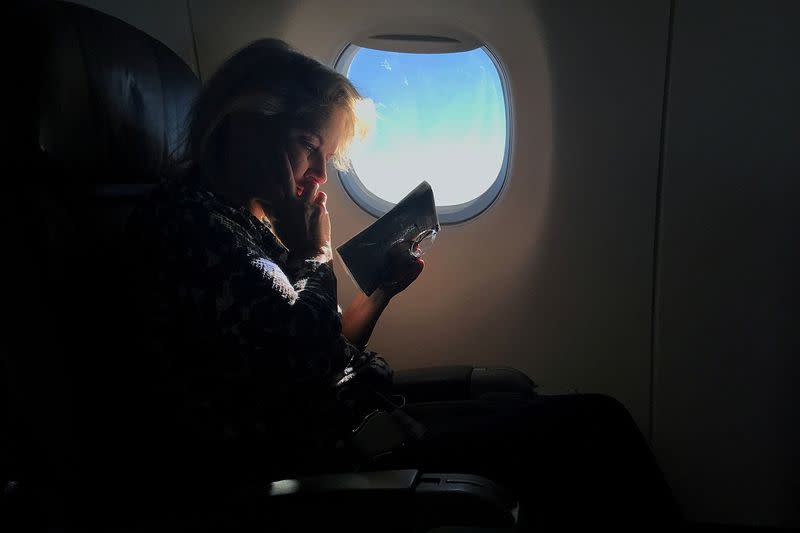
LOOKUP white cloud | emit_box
[350,134,505,206]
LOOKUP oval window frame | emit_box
[333,41,513,225]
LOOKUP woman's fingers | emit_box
[405,256,424,282]
[380,243,426,295]
[301,182,319,204]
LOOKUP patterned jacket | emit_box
[122,178,392,480]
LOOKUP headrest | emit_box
[33,1,200,184]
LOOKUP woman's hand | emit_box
[262,150,332,263]
[341,236,426,349]
[379,241,425,297]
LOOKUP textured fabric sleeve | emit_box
[216,247,348,384]
[231,254,393,391]
[164,200,394,395]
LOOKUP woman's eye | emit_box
[301,140,317,154]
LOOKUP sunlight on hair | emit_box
[353,97,377,141]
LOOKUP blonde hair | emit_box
[179,38,368,180]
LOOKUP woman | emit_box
[119,38,421,501]
[121,38,680,528]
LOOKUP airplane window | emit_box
[335,45,510,224]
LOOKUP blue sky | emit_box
[346,47,507,206]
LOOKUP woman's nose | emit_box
[308,156,328,185]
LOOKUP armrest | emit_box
[470,366,537,401]
[262,469,518,531]
[393,366,473,402]
[393,366,537,403]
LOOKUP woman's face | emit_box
[224,107,347,211]
[284,107,347,198]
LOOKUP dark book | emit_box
[337,181,440,296]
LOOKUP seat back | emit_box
[4,1,199,525]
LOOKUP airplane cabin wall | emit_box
[189,0,669,447]
[64,0,798,527]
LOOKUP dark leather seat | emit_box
[5,1,201,527]
[4,1,533,529]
